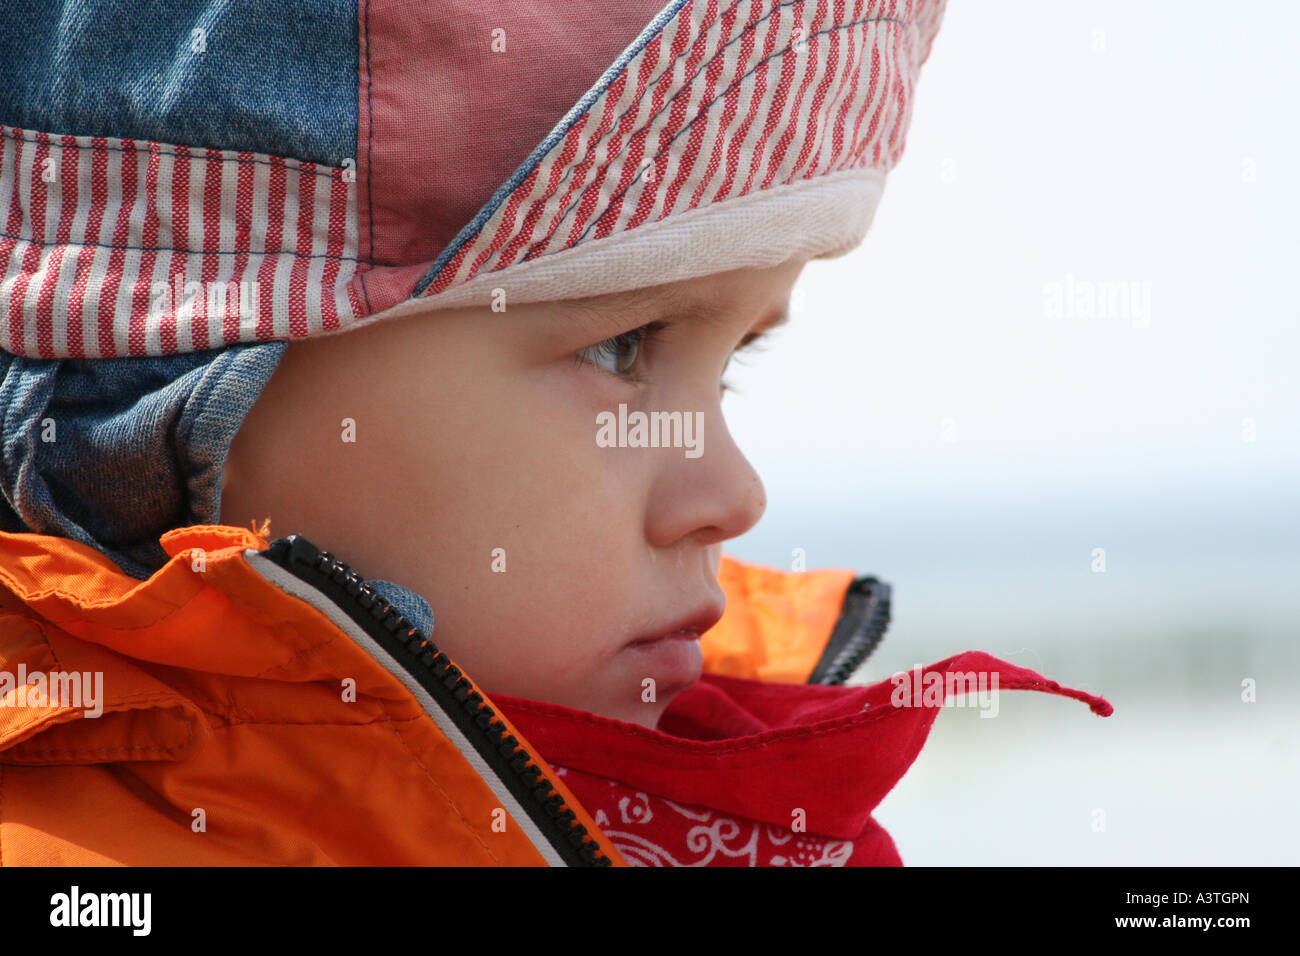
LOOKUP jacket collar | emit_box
[0,522,873,764]
[496,652,1113,841]
[0,524,631,865]
[0,524,443,763]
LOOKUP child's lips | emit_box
[628,628,702,647]
[626,604,724,648]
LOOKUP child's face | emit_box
[222,258,806,727]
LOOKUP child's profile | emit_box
[0,0,1112,870]
[220,258,805,728]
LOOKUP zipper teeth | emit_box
[821,579,891,686]
[281,537,611,867]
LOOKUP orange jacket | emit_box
[0,524,880,866]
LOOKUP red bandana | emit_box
[494,651,1113,866]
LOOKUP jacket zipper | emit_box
[808,576,892,686]
[260,533,612,867]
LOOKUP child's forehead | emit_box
[576,277,717,315]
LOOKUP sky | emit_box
[718,0,1299,864]
[725,0,1297,512]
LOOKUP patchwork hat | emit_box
[0,0,945,359]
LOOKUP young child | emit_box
[0,0,1110,866]
[219,257,808,731]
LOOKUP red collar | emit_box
[494,650,1113,847]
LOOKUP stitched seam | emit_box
[0,230,370,263]
[10,688,190,707]
[512,0,744,260]
[372,694,502,864]
[249,620,341,681]
[0,126,343,179]
[364,0,375,271]
[147,671,241,725]
[506,696,897,753]
[5,743,186,757]
[0,559,343,687]
[2,690,201,758]
[0,569,188,616]
[407,0,693,297]
[8,563,511,862]
[3,550,282,630]
[514,5,903,264]
[515,676,1064,754]
[6,705,198,759]
[554,13,905,256]
[512,2,734,263]
[359,269,373,313]
[415,167,876,308]
[231,557,509,860]
[242,555,507,861]
[201,710,423,731]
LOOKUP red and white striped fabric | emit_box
[414,0,945,310]
[0,0,944,359]
[0,127,360,358]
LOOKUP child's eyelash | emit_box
[574,320,670,379]
[573,317,765,393]
[720,333,769,395]
[601,319,669,360]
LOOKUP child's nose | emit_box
[644,408,767,550]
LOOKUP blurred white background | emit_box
[722,0,1299,864]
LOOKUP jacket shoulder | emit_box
[704,555,891,685]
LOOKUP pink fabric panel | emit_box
[358,0,669,289]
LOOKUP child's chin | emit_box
[625,634,704,693]
[597,643,703,729]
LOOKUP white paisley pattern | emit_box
[556,768,854,867]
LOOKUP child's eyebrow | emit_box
[560,283,790,348]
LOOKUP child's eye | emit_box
[575,321,666,378]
